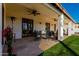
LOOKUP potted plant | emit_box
[3,26,14,56]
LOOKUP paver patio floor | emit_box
[14,37,58,56]
[3,37,58,56]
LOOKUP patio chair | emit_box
[41,31,47,39]
[37,31,41,38]
[50,31,55,39]
[33,31,41,40]
[54,30,58,40]
[33,30,37,37]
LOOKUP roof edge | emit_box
[55,3,76,24]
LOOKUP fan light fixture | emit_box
[24,7,40,16]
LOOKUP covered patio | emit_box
[2,3,64,56]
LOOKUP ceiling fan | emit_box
[24,7,40,16]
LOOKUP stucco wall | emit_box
[5,4,58,39]
[64,17,75,36]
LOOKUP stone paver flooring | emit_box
[39,39,58,51]
[3,37,58,56]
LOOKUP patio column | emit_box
[0,3,2,56]
[58,14,64,41]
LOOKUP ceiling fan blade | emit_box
[28,13,32,15]
[25,7,33,10]
[24,7,33,13]
[27,10,32,13]
[34,14,37,16]
[36,13,40,15]
[24,7,40,16]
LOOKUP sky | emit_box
[61,3,79,23]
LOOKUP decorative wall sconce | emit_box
[10,16,16,21]
[65,23,68,25]
[54,18,57,21]
[39,22,41,24]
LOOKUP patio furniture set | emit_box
[33,30,58,40]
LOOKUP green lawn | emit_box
[39,35,79,56]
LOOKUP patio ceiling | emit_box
[5,3,59,21]
[19,3,58,18]
[64,16,71,24]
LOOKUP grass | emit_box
[39,35,79,56]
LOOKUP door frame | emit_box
[22,18,33,37]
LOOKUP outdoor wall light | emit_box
[54,18,57,21]
[39,22,41,24]
[10,16,16,21]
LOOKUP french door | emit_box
[22,18,33,37]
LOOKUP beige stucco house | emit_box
[2,3,65,55]
[0,3,79,55]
